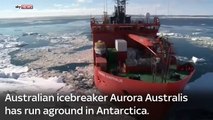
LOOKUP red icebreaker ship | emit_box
[91,0,195,119]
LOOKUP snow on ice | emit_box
[0,33,94,94]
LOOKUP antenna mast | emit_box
[103,0,109,24]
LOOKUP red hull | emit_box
[94,67,195,119]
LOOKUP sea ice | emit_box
[158,32,213,50]
[191,56,206,64]
[0,34,67,94]
[0,76,65,94]
[0,32,93,94]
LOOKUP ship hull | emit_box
[94,66,195,119]
[94,67,195,95]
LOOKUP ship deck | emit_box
[117,72,189,83]
[106,48,189,83]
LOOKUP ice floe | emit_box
[0,66,29,79]
[0,76,66,94]
[5,41,28,48]
[22,32,40,36]
[192,32,201,35]
[191,56,206,64]
[157,32,179,37]
[158,32,213,49]
[175,56,206,64]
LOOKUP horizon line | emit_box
[1,14,213,19]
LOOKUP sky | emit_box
[0,0,212,18]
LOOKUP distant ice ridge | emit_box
[159,16,213,19]
[158,32,213,49]
[0,34,66,94]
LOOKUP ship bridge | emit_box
[91,0,160,35]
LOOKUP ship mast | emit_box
[116,0,126,23]
[103,0,109,24]
[116,0,127,14]
[110,0,131,24]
